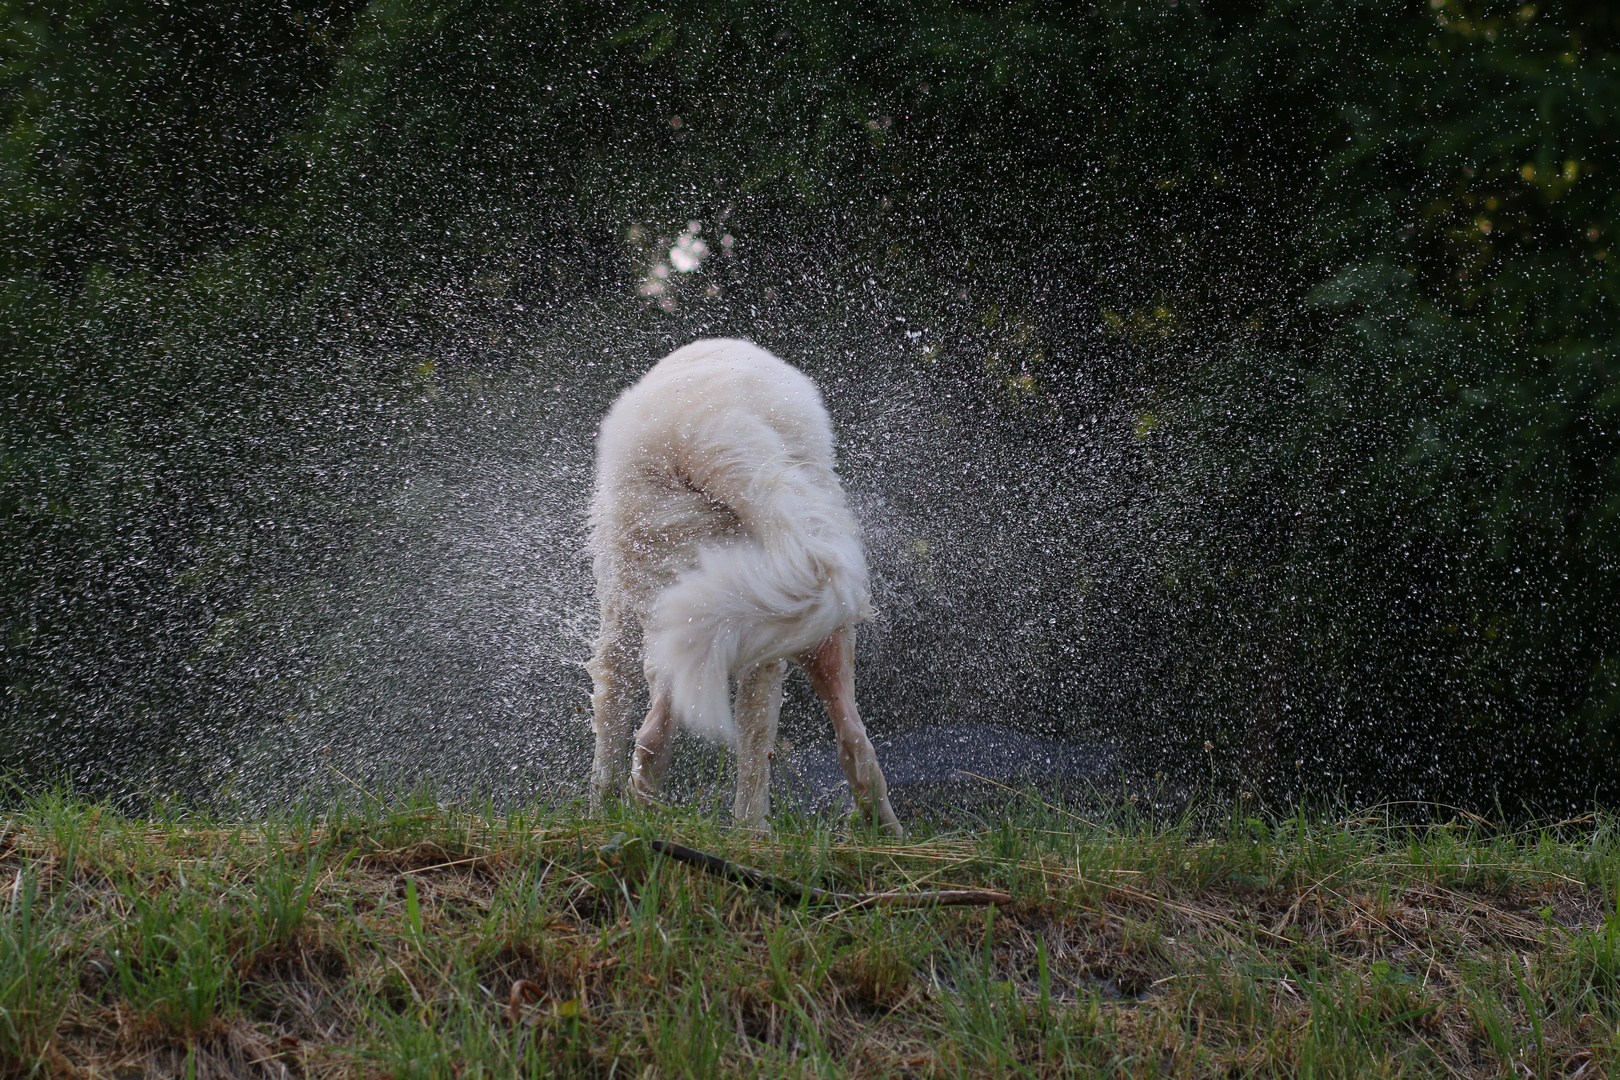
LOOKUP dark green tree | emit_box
[1,0,1613,811]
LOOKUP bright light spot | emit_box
[669,223,709,272]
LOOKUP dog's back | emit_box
[589,339,871,741]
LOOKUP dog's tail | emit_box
[644,470,870,744]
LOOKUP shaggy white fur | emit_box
[586,339,901,833]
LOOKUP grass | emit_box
[0,787,1615,1078]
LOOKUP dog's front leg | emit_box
[587,606,640,808]
[733,660,787,831]
[629,681,676,805]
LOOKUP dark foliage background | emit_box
[1,0,1614,811]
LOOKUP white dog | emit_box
[586,338,902,834]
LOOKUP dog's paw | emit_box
[848,806,906,840]
[627,773,665,808]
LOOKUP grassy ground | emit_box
[0,788,1616,1079]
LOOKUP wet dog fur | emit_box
[585,338,901,834]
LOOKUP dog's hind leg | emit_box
[799,627,903,837]
[587,605,641,808]
[733,659,787,831]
